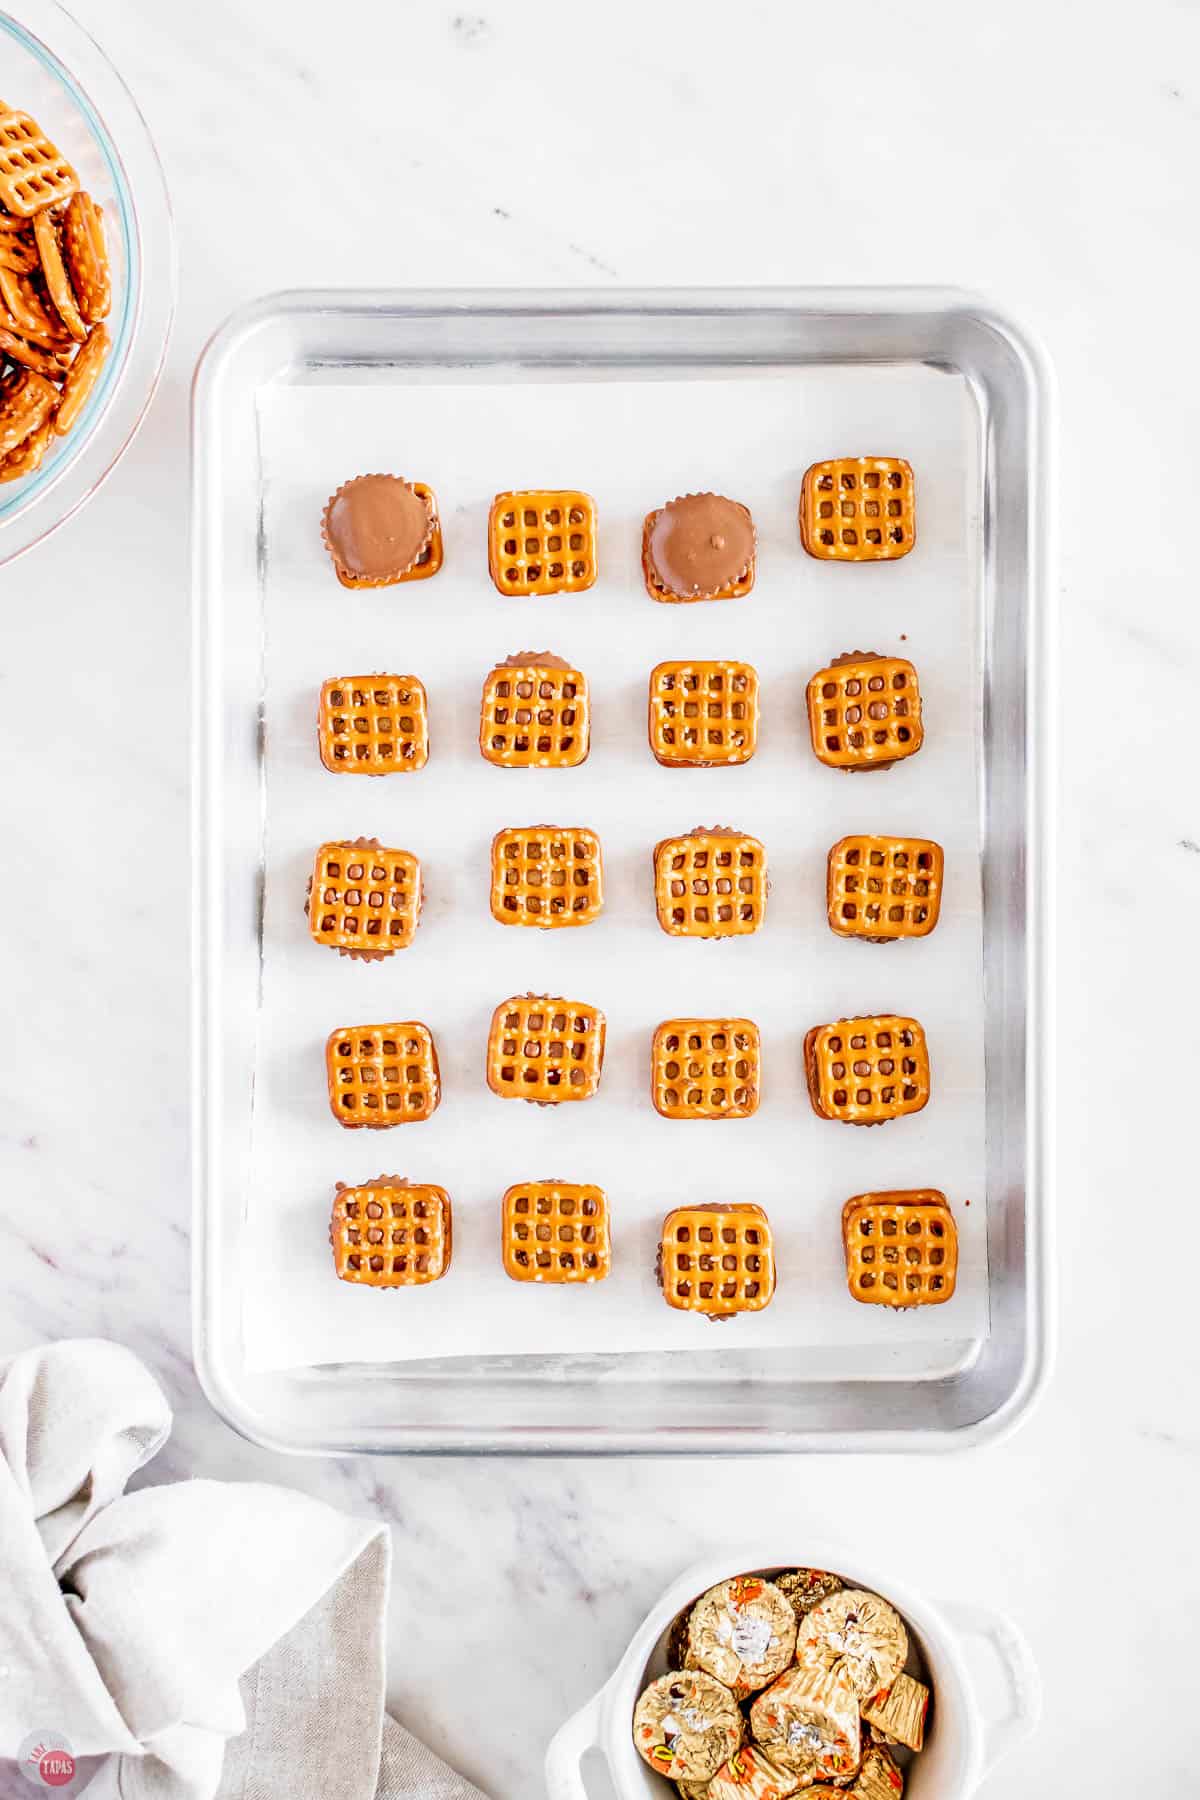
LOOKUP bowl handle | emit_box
[545,1688,606,1799]
[942,1601,1042,1778]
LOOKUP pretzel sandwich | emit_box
[827,834,944,941]
[490,825,604,927]
[804,1015,930,1125]
[648,659,759,766]
[843,1190,958,1308]
[306,837,422,958]
[658,1203,775,1319]
[653,827,767,938]
[330,1177,451,1286]
[486,993,605,1103]
[501,1181,611,1282]
[325,1022,440,1127]
[479,653,589,768]
[651,1018,760,1120]
[806,653,923,772]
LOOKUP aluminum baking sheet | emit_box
[192,291,1052,1452]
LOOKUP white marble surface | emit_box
[1,1,1197,1794]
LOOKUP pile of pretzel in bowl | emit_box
[0,102,110,482]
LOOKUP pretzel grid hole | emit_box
[853,1213,949,1296]
[341,1195,438,1276]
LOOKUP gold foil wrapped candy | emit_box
[632,1670,742,1782]
[774,1567,844,1620]
[748,1665,861,1783]
[708,1743,802,1798]
[862,1672,928,1752]
[686,1575,798,1697]
[851,1743,906,1798]
[796,1589,908,1699]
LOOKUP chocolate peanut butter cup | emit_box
[643,492,756,602]
[321,474,439,588]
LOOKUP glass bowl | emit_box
[0,0,174,564]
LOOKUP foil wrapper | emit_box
[774,1568,845,1620]
[676,1784,712,1800]
[862,1673,928,1752]
[852,1745,905,1798]
[686,1575,798,1697]
[796,1590,908,1700]
[633,1670,743,1783]
[708,1744,802,1798]
[749,1665,861,1783]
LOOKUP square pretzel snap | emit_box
[325,1023,440,1127]
[486,994,605,1103]
[648,661,759,767]
[488,491,597,596]
[651,1019,761,1120]
[318,675,429,774]
[800,457,915,561]
[806,653,923,772]
[653,828,767,938]
[804,1015,931,1125]
[658,1204,775,1318]
[842,1190,958,1308]
[490,826,604,927]
[306,839,422,957]
[827,835,944,941]
[479,654,590,768]
[330,1179,452,1286]
[0,108,77,216]
[501,1181,611,1282]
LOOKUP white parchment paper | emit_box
[244,363,987,1369]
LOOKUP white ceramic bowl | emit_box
[546,1545,1040,1800]
[0,0,174,565]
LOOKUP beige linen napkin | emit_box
[0,1340,487,1800]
